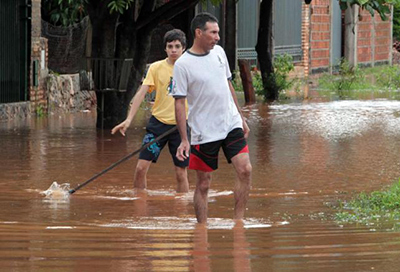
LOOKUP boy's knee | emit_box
[135,163,148,175]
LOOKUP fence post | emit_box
[238,59,256,104]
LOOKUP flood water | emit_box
[2,99,400,271]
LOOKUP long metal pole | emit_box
[69,126,177,194]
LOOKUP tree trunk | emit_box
[224,0,236,74]
[255,0,277,101]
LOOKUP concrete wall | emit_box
[47,74,96,113]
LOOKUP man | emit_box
[112,29,189,193]
[172,13,252,223]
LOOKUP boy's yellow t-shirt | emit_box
[142,58,188,125]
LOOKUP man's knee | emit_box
[196,174,211,192]
[237,162,252,181]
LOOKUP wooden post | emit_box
[238,59,256,104]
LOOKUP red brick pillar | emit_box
[302,3,311,77]
[309,0,331,74]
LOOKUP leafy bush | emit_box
[318,58,365,96]
[376,65,400,90]
[256,54,296,100]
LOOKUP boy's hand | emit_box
[111,120,130,136]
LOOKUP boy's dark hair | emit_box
[190,12,218,38]
[163,29,186,49]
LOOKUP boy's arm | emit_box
[111,85,150,136]
[228,80,250,138]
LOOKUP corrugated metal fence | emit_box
[237,0,303,65]
[0,0,30,104]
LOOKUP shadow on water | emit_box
[2,95,400,271]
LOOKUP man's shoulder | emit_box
[175,52,192,66]
[211,45,225,55]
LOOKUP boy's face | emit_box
[165,40,184,62]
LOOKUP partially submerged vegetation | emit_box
[318,60,400,97]
[233,57,400,101]
[334,179,400,228]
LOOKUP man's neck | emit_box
[189,42,209,55]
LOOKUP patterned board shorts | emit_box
[139,116,189,168]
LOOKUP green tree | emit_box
[256,0,400,101]
[42,0,87,26]
[393,2,400,40]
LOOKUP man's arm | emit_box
[175,97,190,161]
[228,80,250,138]
[111,85,150,136]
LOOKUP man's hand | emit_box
[176,139,190,161]
[111,120,131,136]
[243,120,250,138]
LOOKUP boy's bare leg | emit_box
[231,153,252,220]
[194,171,212,223]
[175,166,189,193]
[133,159,152,189]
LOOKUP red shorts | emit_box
[189,128,249,172]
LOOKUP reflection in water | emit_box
[233,221,251,272]
[193,224,211,272]
[2,100,400,271]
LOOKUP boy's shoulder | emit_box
[149,58,168,69]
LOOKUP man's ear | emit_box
[195,28,202,38]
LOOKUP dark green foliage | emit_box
[394,2,400,40]
[335,179,400,227]
[339,0,398,21]
[257,54,295,101]
[42,0,87,26]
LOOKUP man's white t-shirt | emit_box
[172,45,242,145]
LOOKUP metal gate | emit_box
[274,0,303,61]
[0,0,30,103]
[237,0,259,66]
[237,0,303,65]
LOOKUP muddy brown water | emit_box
[2,100,400,271]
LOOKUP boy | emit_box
[112,29,189,193]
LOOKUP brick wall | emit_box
[30,0,48,114]
[306,2,393,74]
[357,9,392,66]
[309,0,331,73]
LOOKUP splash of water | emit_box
[42,181,71,199]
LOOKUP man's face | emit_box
[165,40,184,61]
[198,22,220,51]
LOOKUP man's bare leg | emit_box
[175,166,189,193]
[133,159,152,189]
[194,170,212,223]
[231,153,252,219]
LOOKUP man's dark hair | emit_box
[190,12,218,38]
[164,29,186,49]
